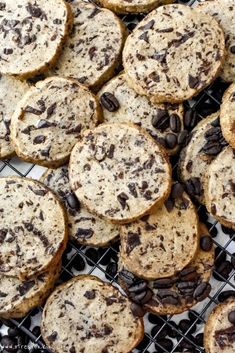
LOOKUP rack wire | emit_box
[0,0,235,352]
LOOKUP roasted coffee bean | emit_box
[155,136,167,148]
[32,326,41,337]
[151,324,168,338]
[193,282,211,301]
[177,334,196,350]
[157,289,179,305]
[85,248,99,266]
[177,281,196,295]
[185,177,202,197]
[179,319,196,334]
[155,338,173,352]
[105,262,117,278]
[1,336,18,353]
[179,266,198,281]
[165,133,177,149]
[130,303,145,317]
[140,289,153,304]
[205,126,221,138]
[200,235,213,251]
[218,290,235,302]
[170,113,181,132]
[215,247,227,267]
[118,269,135,286]
[231,253,235,268]
[65,192,80,210]
[148,313,167,324]
[184,109,197,130]
[167,321,179,338]
[164,198,174,212]
[7,328,19,337]
[178,129,188,145]
[129,281,147,293]
[213,260,233,281]
[203,140,221,155]
[188,309,202,323]
[153,276,178,289]
[152,110,169,131]
[195,332,204,347]
[100,92,119,112]
[228,310,235,325]
[221,225,235,236]
[73,254,85,271]
[171,182,184,200]
[136,334,150,351]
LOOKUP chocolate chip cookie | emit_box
[119,223,214,315]
[220,83,235,148]
[0,176,67,279]
[204,299,235,353]
[0,262,61,319]
[0,0,72,78]
[11,77,101,167]
[119,183,199,280]
[69,123,171,224]
[0,75,29,159]
[96,0,175,14]
[41,166,119,247]
[197,0,235,83]
[178,112,228,204]
[41,275,144,353]
[98,73,184,155]
[205,146,235,230]
[50,0,127,90]
[123,4,225,103]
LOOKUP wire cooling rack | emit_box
[0,1,235,352]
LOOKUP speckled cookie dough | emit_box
[41,275,144,353]
[41,166,119,247]
[123,4,225,103]
[220,83,235,148]
[0,262,61,319]
[69,123,171,224]
[178,112,228,204]
[205,146,235,230]
[120,183,199,280]
[0,0,72,78]
[119,223,214,315]
[197,0,235,83]
[0,75,29,159]
[95,0,175,14]
[10,77,101,168]
[204,299,235,353]
[50,0,127,90]
[0,176,68,280]
[98,73,184,155]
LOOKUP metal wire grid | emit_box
[0,0,235,352]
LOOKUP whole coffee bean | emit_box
[171,182,184,200]
[105,262,117,278]
[218,290,235,302]
[203,140,221,155]
[177,281,196,295]
[100,92,119,112]
[85,248,99,266]
[157,289,179,305]
[221,225,235,236]
[129,281,147,293]
[213,260,233,281]
[231,253,235,268]
[228,310,235,325]
[155,338,173,352]
[32,326,41,337]
[177,334,196,350]
[193,282,211,301]
[151,324,168,339]
[185,177,202,197]
[65,193,80,210]
[184,109,197,130]
[148,313,167,325]
[178,129,188,145]
[195,332,204,347]
[179,319,196,333]
[119,269,135,286]
[165,133,177,149]
[170,113,181,132]
[152,109,169,131]
[215,247,227,267]
[200,235,213,251]
[188,309,201,322]
[167,321,179,338]
[1,336,18,353]
[156,136,167,148]
[179,266,198,281]
[140,289,153,304]
[164,198,174,212]
[73,254,85,272]
[154,276,178,289]
[7,328,19,338]
[130,303,145,317]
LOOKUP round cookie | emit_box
[205,146,235,230]
[50,0,127,90]
[204,299,235,353]
[0,262,61,319]
[0,176,68,280]
[123,4,225,103]
[119,223,214,315]
[41,166,119,247]
[95,0,175,15]
[0,75,29,159]
[220,83,235,148]
[197,0,235,83]
[0,0,72,78]
[119,183,199,280]
[98,73,184,155]
[10,77,101,168]
[178,112,228,204]
[69,123,171,224]
[41,275,144,353]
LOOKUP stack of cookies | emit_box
[0,0,234,352]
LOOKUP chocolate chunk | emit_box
[76,228,94,239]
[230,45,235,54]
[17,281,35,296]
[47,331,58,342]
[130,303,145,317]
[25,106,44,115]
[127,183,138,198]
[37,119,55,128]
[164,198,174,212]
[153,276,178,289]
[126,231,141,255]
[26,3,44,18]
[41,145,51,157]
[193,282,211,301]
[0,291,7,297]
[104,324,113,335]
[0,229,7,244]
[149,72,160,82]
[139,31,149,43]
[47,103,57,118]
[170,113,181,132]
[33,135,46,144]
[165,133,177,149]
[88,7,101,18]
[188,74,200,89]
[107,144,115,159]
[117,192,129,210]
[171,182,184,200]
[215,325,235,349]
[185,177,202,197]
[100,92,119,112]
[139,19,155,30]
[200,235,213,251]
[66,193,80,210]
[88,46,97,60]
[228,311,235,325]
[28,186,48,196]
[84,290,96,299]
